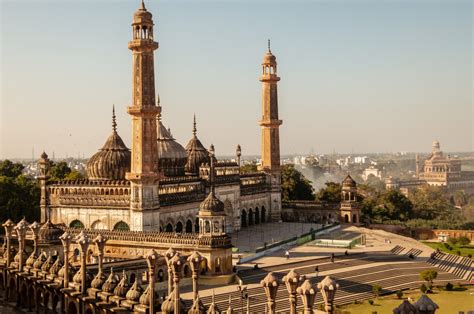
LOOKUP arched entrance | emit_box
[352,214,357,223]
[185,220,193,233]
[165,223,173,232]
[344,214,349,223]
[69,220,84,229]
[175,221,183,233]
[255,207,260,224]
[241,209,247,228]
[248,209,254,226]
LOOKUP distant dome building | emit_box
[185,116,209,176]
[86,107,131,181]
[156,100,187,177]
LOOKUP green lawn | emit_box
[422,241,474,257]
[338,287,474,314]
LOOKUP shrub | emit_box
[455,250,461,256]
[468,254,472,259]
[447,237,458,245]
[368,299,374,305]
[396,290,403,299]
[457,236,470,246]
[443,243,452,250]
[353,300,361,305]
[420,283,427,293]
[420,269,438,290]
[372,284,382,298]
[445,282,453,291]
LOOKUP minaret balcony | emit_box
[128,39,159,51]
[127,106,160,116]
[259,119,283,127]
[259,74,280,82]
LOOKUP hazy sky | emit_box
[1,0,472,159]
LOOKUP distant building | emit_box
[362,166,382,181]
[386,141,474,195]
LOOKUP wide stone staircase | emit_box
[427,252,474,282]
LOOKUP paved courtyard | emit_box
[231,222,321,252]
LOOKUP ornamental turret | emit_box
[38,151,50,222]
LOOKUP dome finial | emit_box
[140,0,146,10]
[112,105,117,132]
[268,39,271,52]
[209,144,215,193]
[192,114,197,137]
[157,94,162,122]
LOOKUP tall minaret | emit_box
[259,40,282,222]
[126,0,160,231]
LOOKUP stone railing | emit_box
[61,228,232,248]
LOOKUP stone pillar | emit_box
[14,219,29,272]
[169,253,184,314]
[2,220,15,268]
[93,234,107,275]
[164,247,176,295]
[283,269,303,314]
[260,272,279,314]
[59,232,72,288]
[29,221,41,256]
[75,231,91,295]
[187,251,203,302]
[297,279,317,314]
[145,249,160,314]
[317,276,339,314]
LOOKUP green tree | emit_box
[410,185,454,220]
[49,161,72,181]
[454,190,468,207]
[0,160,40,223]
[240,163,258,173]
[420,269,438,291]
[0,160,24,177]
[281,164,315,201]
[316,182,342,203]
[65,170,84,181]
[372,284,382,298]
[377,190,413,221]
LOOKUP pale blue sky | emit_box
[1,0,472,159]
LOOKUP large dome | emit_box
[185,116,209,176]
[157,119,187,177]
[87,108,131,181]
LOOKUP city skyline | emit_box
[1,0,472,159]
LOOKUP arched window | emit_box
[113,221,130,231]
[69,220,84,229]
[248,209,254,226]
[91,220,107,230]
[255,207,260,224]
[185,220,193,233]
[205,221,211,233]
[165,223,173,232]
[195,218,199,233]
[241,210,247,228]
[175,221,183,233]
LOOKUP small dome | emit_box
[102,269,119,293]
[126,280,143,302]
[342,174,356,187]
[185,116,209,175]
[87,108,131,181]
[157,113,188,177]
[199,191,225,214]
[263,51,277,64]
[133,1,153,22]
[39,219,63,243]
[114,271,130,298]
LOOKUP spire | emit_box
[192,114,197,137]
[157,94,162,122]
[112,105,117,132]
[209,144,215,194]
[140,0,146,10]
[268,39,271,52]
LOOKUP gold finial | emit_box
[140,0,146,10]
[112,105,117,132]
[192,114,197,137]
[268,39,271,52]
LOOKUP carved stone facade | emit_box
[39,2,282,233]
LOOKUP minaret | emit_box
[259,40,282,222]
[38,151,50,222]
[125,0,160,230]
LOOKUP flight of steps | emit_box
[427,252,474,282]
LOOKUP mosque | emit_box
[39,0,284,235]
